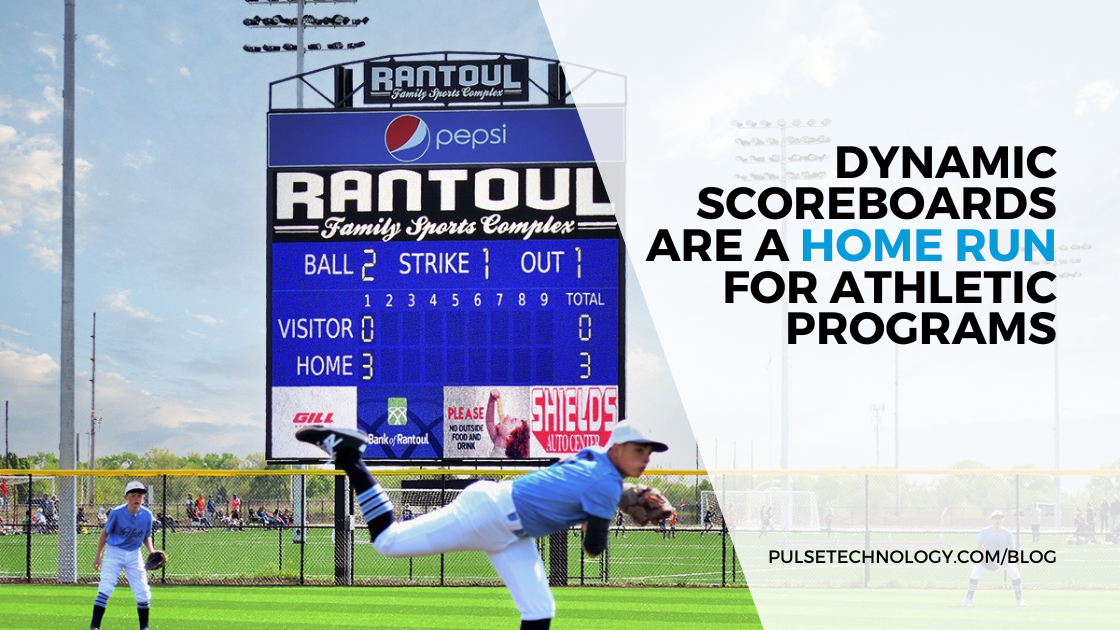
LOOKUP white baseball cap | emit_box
[606,421,669,452]
[990,510,1004,518]
[124,480,147,495]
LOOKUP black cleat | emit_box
[295,426,368,460]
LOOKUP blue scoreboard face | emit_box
[266,108,625,463]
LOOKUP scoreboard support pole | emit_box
[334,474,352,585]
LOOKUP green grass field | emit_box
[0,585,759,630]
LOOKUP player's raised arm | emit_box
[582,516,611,557]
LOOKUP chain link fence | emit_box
[0,470,739,587]
[4,470,1115,589]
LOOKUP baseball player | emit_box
[90,480,156,630]
[297,420,668,630]
[962,510,1025,607]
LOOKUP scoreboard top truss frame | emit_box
[267,50,627,111]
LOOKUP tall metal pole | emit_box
[779,124,791,533]
[1053,293,1061,528]
[89,312,99,503]
[296,0,305,107]
[894,345,900,516]
[59,0,79,584]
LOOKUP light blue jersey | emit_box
[977,525,1014,552]
[104,504,153,551]
[511,447,623,538]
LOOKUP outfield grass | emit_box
[0,584,760,630]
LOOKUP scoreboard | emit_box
[266,106,625,463]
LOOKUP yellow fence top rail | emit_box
[2,468,1118,477]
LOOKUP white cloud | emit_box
[36,45,58,68]
[0,348,57,386]
[179,67,191,78]
[168,30,183,45]
[1074,79,1118,115]
[188,311,219,326]
[123,151,154,170]
[26,237,61,271]
[0,322,31,336]
[84,34,118,67]
[106,289,163,323]
[25,86,63,124]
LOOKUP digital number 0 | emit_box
[579,314,592,341]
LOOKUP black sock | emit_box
[520,618,551,630]
[138,604,150,629]
[90,605,106,629]
[336,450,374,496]
[965,578,978,601]
[338,450,394,542]
[1012,578,1022,600]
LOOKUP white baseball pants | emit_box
[373,480,554,621]
[98,545,151,603]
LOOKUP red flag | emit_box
[0,478,7,498]
[940,505,947,517]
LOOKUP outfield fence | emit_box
[0,469,740,588]
[1,469,1116,590]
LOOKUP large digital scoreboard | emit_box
[266,102,625,463]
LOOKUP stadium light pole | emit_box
[869,403,885,467]
[1030,243,1091,528]
[731,117,831,529]
[894,345,900,516]
[241,0,367,107]
[58,0,79,584]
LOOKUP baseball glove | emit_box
[144,550,169,571]
[619,484,674,526]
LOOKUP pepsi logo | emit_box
[384,115,430,162]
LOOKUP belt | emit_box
[495,481,529,539]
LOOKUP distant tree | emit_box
[29,452,60,470]
[143,447,182,470]
[97,452,143,470]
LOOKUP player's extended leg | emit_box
[962,563,984,606]
[91,547,125,629]
[487,537,555,630]
[296,427,395,541]
[123,548,153,629]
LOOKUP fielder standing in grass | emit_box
[962,510,1025,608]
[90,480,156,630]
[297,419,672,630]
